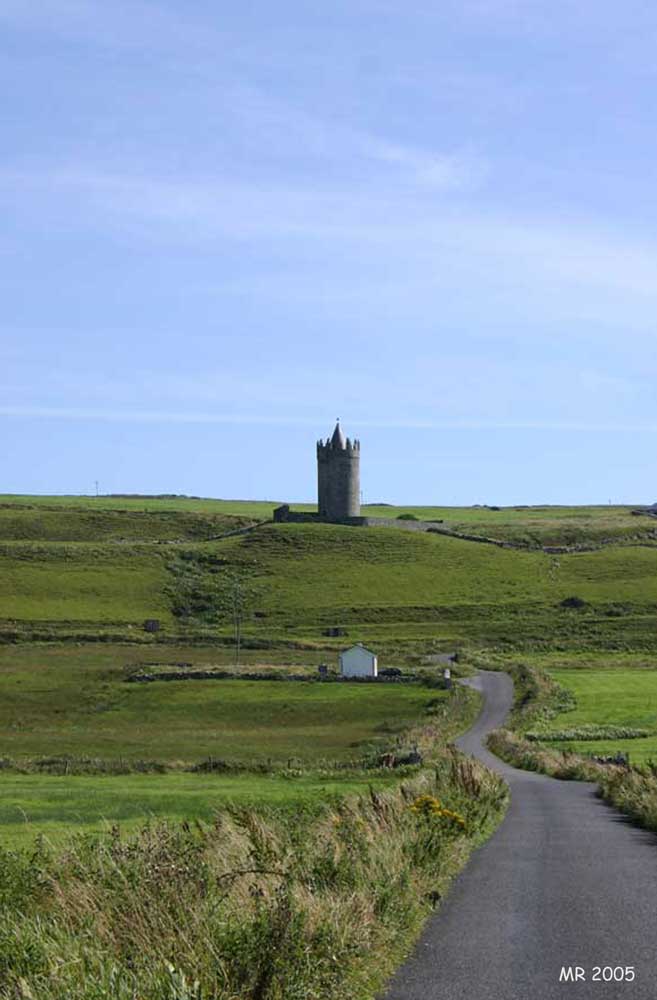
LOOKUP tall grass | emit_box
[488,727,601,781]
[0,750,507,1000]
[600,763,657,831]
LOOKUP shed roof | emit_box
[340,643,377,657]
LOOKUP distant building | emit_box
[339,643,378,678]
[273,419,361,525]
[272,421,444,533]
[317,420,361,521]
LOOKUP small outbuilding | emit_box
[339,643,378,678]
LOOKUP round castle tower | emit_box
[317,420,361,521]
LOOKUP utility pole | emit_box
[232,578,243,667]
[95,480,99,497]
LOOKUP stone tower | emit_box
[317,420,361,520]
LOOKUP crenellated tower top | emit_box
[317,419,360,456]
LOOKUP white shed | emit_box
[339,643,378,678]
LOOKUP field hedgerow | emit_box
[487,727,602,782]
[525,725,650,742]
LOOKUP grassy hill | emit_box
[0,504,255,541]
[2,498,657,652]
[225,522,657,608]
[1,544,173,624]
[189,523,657,651]
[3,494,656,546]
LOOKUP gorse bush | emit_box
[0,845,51,914]
[409,795,466,831]
[0,752,508,1000]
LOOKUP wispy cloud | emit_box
[4,160,657,310]
[216,84,486,191]
[0,0,219,53]
[0,350,646,439]
[3,404,657,435]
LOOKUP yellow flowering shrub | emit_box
[409,794,466,828]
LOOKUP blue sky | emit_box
[3,0,657,504]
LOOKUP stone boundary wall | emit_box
[126,669,423,684]
[272,505,446,532]
[273,506,321,523]
[361,516,445,533]
[271,508,510,542]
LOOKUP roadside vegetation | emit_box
[486,658,657,835]
[0,752,507,1000]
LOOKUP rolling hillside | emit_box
[3,494,656,545]
[1,498,657,652]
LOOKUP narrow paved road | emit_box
[383,671,657,1000]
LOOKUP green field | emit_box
[0,505,255,541]
[0,544,173,623]
[0,770,395,847]
[0,641,446,843]
[536,667,657,762]
[0,644,440,763]
[364,504,654,547]
[0,494,284,517]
